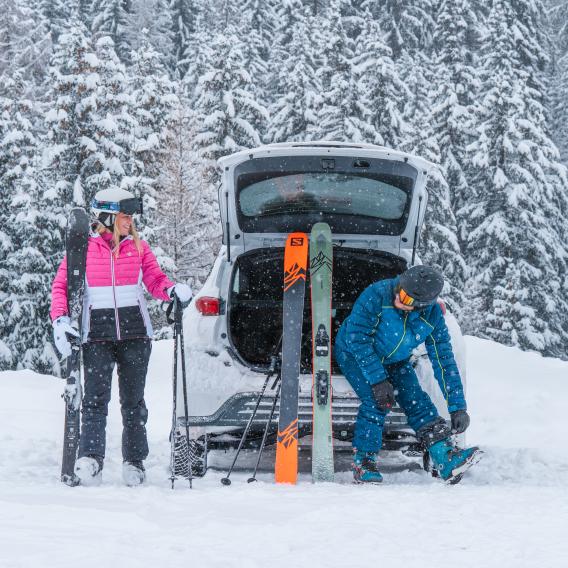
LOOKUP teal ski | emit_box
[310,222,334,482]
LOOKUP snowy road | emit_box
[1,337,567,568]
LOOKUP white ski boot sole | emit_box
[122,463,146,487]
[444,449,484,485]
[353,478,383,485]
[74,457,102,487]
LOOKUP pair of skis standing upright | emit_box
[275,223,335,484]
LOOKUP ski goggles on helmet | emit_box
[398,288,416,307]
[398,287,436,310]
[91,197,143,216]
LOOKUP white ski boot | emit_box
[74,456,103,486]
[122,461,146,487]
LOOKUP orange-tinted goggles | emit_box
[398,288,415,306]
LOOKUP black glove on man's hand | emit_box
[371,380,395,412]
[450,409,470,434]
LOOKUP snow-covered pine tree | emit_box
[43,23,98,211]
[182,24,210,102]
[169,0,199,78]
[313,0,370,142]
[87,36,140,203]
[369,0,436,60]
[335,0,366,39]
[465,0,568,356]
[193,30,268,183]
[548,0,568,165]
[402,55,467,319]
[268,9,320,142]
[302,0,326,15]
[234,0,276,103]
[125,0,174,71]
[77,0,93,29]
[129,33,178,246]
[268,0,309,103]
[352,13,409,148]
[39,0,68,44]
[155,103,219,287]
[238,0,277,69]
[0,0,52,90]
[429,0,480,249]
[91,0,132,63]
[0,74,59,372]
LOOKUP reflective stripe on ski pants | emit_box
[79,338,152,462]
[334,344,441,453]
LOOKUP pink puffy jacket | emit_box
[50,232,174,341]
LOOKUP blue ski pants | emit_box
[79,338,152,462]
[335,345,441,453]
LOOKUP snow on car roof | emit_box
[217,141,437,174]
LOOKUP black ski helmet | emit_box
[398,265,444,309]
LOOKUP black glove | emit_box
[450,409,470,434]
[371,380,395,412]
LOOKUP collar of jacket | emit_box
[91,231,134,251]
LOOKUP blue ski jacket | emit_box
[335,277,466,413]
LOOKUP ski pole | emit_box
[177,295,194,489]
[168,298,180,489]
[248,375,281,483]
[221,354,280,486]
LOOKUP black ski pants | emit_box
[79,338,152,463]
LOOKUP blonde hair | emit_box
[96,216,143,257]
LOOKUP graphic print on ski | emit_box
[61,207,90,486]
[310,223,334,482]
[275,232,308,484]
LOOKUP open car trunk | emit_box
[228,247,407,372]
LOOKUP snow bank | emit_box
[0,337,567,568]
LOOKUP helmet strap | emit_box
[97,212,115,230]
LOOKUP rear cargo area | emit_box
[228,247,407,372]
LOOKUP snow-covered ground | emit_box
[1,337,567,568]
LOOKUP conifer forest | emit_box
[1,0,567,372]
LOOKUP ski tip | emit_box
[445,448,484,485]
[311,222,331,233]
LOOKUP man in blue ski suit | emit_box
[334,265,481,484]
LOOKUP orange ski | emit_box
[275,232,308,484]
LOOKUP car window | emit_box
[239,173,407,221]
[233,156,417,235]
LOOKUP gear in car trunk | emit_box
[228,246,407,373]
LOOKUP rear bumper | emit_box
[180,392,421,452]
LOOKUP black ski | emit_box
[61,207,89,486]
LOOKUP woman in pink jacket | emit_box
[50,188,192,486]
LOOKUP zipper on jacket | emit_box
[383,312,408,362]
[110,248,121,340]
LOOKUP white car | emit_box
[175,141,466,476]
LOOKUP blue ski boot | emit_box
[428,438,483,484]
[353,451,383,484]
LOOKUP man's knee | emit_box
[358,399,386,425]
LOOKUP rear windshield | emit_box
[235,155,417,235]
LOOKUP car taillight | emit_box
[195,296,221,316]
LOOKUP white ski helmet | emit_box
[91,188,143,228]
